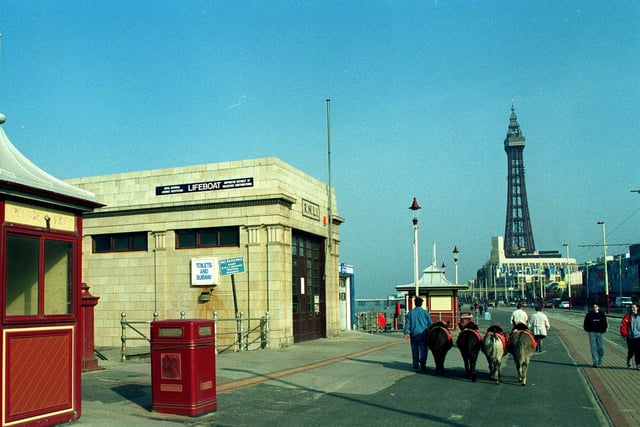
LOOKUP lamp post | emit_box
[453,246,459,286]
[597,221,610,313]
[409,198,421,298]
[563,244,572,310]
[584,261,593,307]
[617,254,623,300]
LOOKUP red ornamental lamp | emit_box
[409,197,421,225]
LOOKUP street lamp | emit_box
[563,244,572,310]
[584,261,593,307]
[597,221,610,313]
[617,254,623,300]
[409,198,421,298]
[452,246,459,286]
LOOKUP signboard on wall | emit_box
[191,258,219,286]
[156,177,254,195]
[220,257,245,276]
[302,199,320,220]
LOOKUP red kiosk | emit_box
[0,115,102,426]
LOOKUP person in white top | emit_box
[528,305,551,352]
[510,303,528,329]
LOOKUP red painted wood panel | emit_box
[4,328,74,423]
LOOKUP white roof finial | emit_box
[432,241,437,267]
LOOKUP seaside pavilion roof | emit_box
[395,263,469,293]
[0,114,100,210]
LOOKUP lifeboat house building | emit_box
[0,115,100,426]
[66,157,343,350]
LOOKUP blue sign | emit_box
[220,257,245,276]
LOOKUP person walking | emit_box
[510,303,528,329]
[620,302,640,369]
[583,304,608,367]
[403,296,433,371]
[528,305,551,352]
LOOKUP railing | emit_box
[119,311,269,361]
[214,311,269,354]
[120,311,160,361]
[354,311,400,333]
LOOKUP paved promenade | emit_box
[545,308,638,427]
[67,307,637,426]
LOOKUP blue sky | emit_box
[1,1,638,298]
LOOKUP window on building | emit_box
[5,233,74,317]
[175,227,240,249]
[92,232,148,253]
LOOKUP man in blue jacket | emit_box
[403,296,433,371]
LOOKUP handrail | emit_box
[119,311,269,361]
[120,312,159,361]
[213,311,269,353]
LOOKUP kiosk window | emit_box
[5,234,73,317]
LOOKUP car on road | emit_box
[558,300,570,309]
[614,296,633,308]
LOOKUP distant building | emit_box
[582,244,640,305]
[477,236,579,304]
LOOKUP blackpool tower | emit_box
[503,104,536,257]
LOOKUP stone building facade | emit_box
[67,157,342,349]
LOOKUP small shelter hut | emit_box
[396,263,468,330]
[0,114,101,426]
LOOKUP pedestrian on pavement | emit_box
[583,303,608,367]
[403,296,433,371]
[510,303,528,329]
[528,305,550,352]
[620,303,640,369]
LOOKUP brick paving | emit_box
[551,314,638,427]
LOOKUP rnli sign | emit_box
[302,199,320,220]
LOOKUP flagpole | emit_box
[326,99,333,254]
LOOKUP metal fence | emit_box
[119,311,269,361]
[354,310,402,333]
[119,312,158,361]
[214,311,269,354]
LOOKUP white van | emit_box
[614,296,633,308]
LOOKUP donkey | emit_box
[482,323,507,384]
[425,321,453,375]
[507,323,537,386]
[456,321,483,382]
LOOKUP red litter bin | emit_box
[458,311,473,330]
[151,319,217,416]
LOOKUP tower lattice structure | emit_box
[503,104,536,257]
